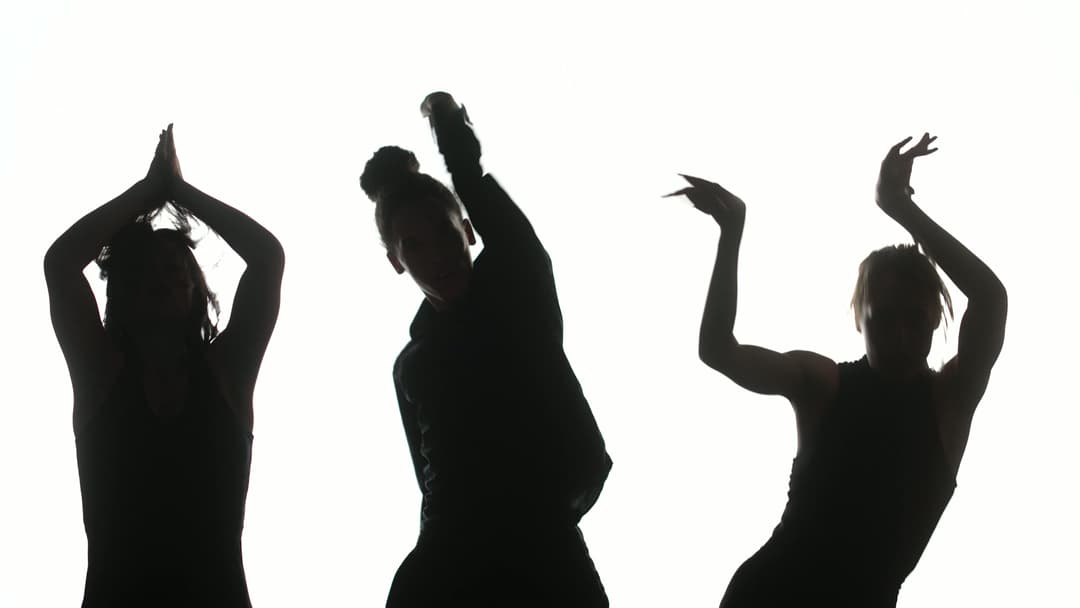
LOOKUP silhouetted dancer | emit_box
[361,92,612,607]
[669,134,1008,607]
[44,125,284,607]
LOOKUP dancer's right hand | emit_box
[420,91,459,118]
[666,174,746,232]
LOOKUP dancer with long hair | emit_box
[45,125,284,607]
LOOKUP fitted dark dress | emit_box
[75,351,253,607]
[385,168,612,607]
[719,357,957,608]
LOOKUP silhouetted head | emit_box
[360,146,475,310]
[851,244,953,379]
[97,219,219,349]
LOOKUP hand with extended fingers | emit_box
[666,174,746,232]
[877,133,937,216]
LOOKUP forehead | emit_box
[131,236,192,271]
[391,201,459,236]
[864,271,935,309]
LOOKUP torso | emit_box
[74,341,251,433]
[766,357,957,598]
[795,358,971,479]
[395,247,610,531]
[74,347,254,607]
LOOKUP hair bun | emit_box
[360,146,420,202]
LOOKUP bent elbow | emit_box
[699,339,737,372]
[43,241,79,281]
[266,237,286,274]
[982,279,1009,323]
[251,235,286,276]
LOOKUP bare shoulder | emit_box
[784,350,839,435]
[785,350,840,400]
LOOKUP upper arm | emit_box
[43,248,117,401]
[210,237,285,399]
[456,175,541,252]
[940,281,1008,413]
[702,344,837,406]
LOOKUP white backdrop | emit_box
[2,1,1077,606]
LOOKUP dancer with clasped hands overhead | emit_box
[45,125,284,607]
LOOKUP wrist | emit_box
[881,196,925,227]
[134,176,163,199]
[718,218,745,240]
[170,178,195,199]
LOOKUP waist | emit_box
[419,517,584,548]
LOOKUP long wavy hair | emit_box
[95,204,220,351]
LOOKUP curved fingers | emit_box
[900,133,939,158]
[889,136,914,156]
[679,174,742,202]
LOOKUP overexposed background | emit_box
[2,1,1076,606]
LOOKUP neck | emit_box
[131,328,190,367]
[869,359,931,383]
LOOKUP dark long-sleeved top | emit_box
[392,171,612,532]
[75,352,253,607]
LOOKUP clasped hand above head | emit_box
[142,124,185,206]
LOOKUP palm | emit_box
[666,174,746,231]
[164,123,183,185]
[877,133,937,206]
[143,128,172,198]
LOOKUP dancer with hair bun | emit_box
[670,134,1008,607]
[362,93,611,607]
[45,125,284,607]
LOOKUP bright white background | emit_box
[2,1,1077,606]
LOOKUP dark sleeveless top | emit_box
[392,176,612,534]
[75,352,253,607]
[721,357,957,607]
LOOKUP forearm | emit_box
[698,223,744,364]
[462,175,542,252]
[172,181,284,267]
[45,179,160,274]
[428,102,537,247]
[889,199,1005,301]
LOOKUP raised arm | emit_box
[421,92,540,252]
[876,134,1008,406]
[44,130,170,407]
[164,126,285,402]
[670,175,836,407]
